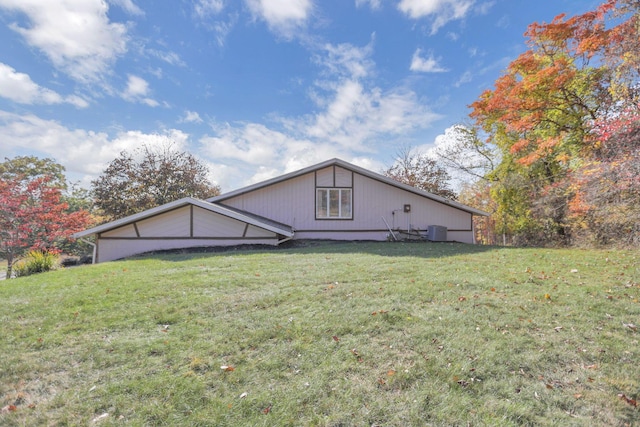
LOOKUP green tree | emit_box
[0,156,67,189]
[92,144,221,220]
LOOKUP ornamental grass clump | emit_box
[13,250,60,277]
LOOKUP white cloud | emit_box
[194,0,224,17]
[108,0,144,15]
[355,0,382,9]
[0,110,189,179]
[476,0,494,15]
[211,16,237,47]
[314,39,375,80]
[305,41,440,149]
[0,0,128,83]
[398,0,475,34]
[145,49,186,67]
[410,49,447,72]
[122,74,159,106]
[414,124,491,190]
[309,82,441,150]
[201,122,304,165]
[199,122,347,187]
[245,0,313,38]
[198,40,441,187]
[0,63,88,107]
[454,70,473,87]
[181,110,204,124]
[191,0,236,47]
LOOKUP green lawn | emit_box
[1,241,639,426]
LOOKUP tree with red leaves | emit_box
[0,158,91,278]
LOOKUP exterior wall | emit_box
[221,166,474,242]
[137,206,191,237]
[96,238,279,263]
[192,206,246,237]
[101,224,137,238]
[95,204,280,262]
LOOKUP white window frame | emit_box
[316,188,352,219]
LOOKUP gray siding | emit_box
[95,203,281,262]
[221,166,473,242]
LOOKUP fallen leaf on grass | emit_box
[332,335,339,342]
[91,413,109,423]
[387,369,396,377]
[262,405,272,414]
[220,365,235,372]
[1,405,17,414]
[618,393,638,407]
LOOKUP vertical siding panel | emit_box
[224,173,316,228]
[136,206,191,237]
[334,167,352,187]
[101,224,138,238]
[315,167,334,186]
[192,206,248,237]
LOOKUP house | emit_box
[73,158,489,263]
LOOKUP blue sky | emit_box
[0,0,600,191]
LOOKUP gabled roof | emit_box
[209,158,490,217]
[73,197,294,238]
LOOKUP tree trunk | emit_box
[5,253,13,279]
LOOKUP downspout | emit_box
[80,238,97,264]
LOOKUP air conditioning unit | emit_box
[427,225,447,242]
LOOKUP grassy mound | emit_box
[1,242,638,425]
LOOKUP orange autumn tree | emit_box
[469,0,639,246]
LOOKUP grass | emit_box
[0,241,639,426]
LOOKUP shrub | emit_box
[13,251,60,277]
[60,256,80,267]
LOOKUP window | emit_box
[316,188,352,219]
